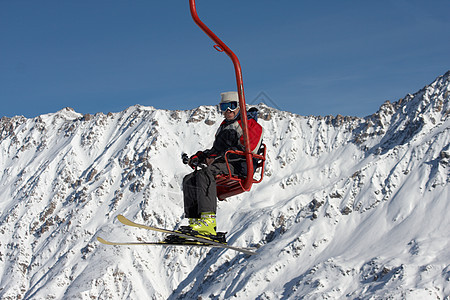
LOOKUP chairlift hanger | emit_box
[189,0,266,199]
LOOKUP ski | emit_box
[115,214,257,255]
[97,237,218,247]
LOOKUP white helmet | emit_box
[219,91,239,112]
[220,91,239,103]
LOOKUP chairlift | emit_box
[189,0,267,200]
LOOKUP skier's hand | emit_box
[189,151,207,169]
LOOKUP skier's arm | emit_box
[204,128,241,159]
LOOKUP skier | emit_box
[182,91,263,239]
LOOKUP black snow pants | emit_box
[183,161,232,218]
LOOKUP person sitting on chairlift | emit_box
[182,91,263,238]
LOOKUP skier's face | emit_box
[224,107,239,120]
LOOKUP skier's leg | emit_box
[182,172,200,218]
[194,167,217,214]
[183,162,234,235]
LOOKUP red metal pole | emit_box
[189,0,253,191]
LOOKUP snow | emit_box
[0,71,449,299]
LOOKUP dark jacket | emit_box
[204,109,263,176]
[204,116,244,159]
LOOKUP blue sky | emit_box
[1,0,449,118]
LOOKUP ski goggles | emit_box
[219,101,239,112]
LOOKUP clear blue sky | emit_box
[1,0,449,118]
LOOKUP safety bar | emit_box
[221,144,267,188]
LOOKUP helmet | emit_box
[219,91,239,112]
[220,91,238,103]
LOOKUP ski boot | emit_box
[190,212,217,236]
[165,213,226,244]
[163,217,202,244]
[181,212,226,243]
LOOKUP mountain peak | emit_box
[0,72,448,299]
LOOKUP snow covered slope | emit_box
[0,72,449,299]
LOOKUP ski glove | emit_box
[188,151,207,169]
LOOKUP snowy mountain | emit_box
[0,71,449,299]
